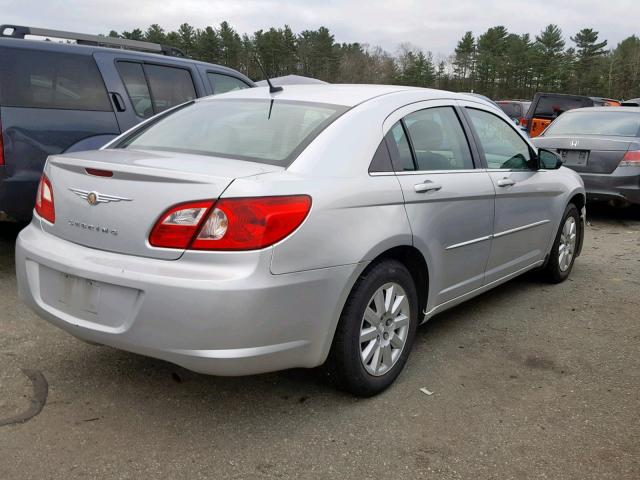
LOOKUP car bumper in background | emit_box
[580,168,640,205]
[0,169,40,222]
[15,222,362,375]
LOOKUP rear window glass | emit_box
[0,48,111,111]
[534,96,592,119]
[118,99,348,166]
[144,64,196,114]
[544,111,640,137]
[117,62,153,118]
[498,102,521,118]
[208,73,250,94]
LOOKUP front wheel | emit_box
[543,203,580,283]
[326,259,418,396]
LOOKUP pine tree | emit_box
[177,23,196,57]
[534,24,566,92]
[453,32,475,90]
[571,28,608,95]
[144,24,166,44]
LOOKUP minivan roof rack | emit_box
[0,25,186,57]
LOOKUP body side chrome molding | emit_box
[445,235,492,250]
[445,220,550,250]
[493,219,550,238]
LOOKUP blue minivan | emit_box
[0,25,254,222]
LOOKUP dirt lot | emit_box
[0,204,639,479]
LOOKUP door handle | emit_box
[110,92,126,112]
[414,181,442,193]
[497,178,516,187]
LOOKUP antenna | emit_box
[254,56,283,94]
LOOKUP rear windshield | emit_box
[0,48,111,111]
[498,102,522,118]
[118,98,348,166]
[544,111,640,137]
[533,96,593,119]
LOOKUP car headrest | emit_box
[409,119,444,150]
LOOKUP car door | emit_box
[462,102,560,283]
[385,101,495,307]
[94,52,203,132]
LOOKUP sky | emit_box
[2,0,638,58]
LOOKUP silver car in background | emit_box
[16,85,585,396]
[533,107,640,206]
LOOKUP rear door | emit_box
[94,52,204,132]
[462,103,560,282]
[386,100,495,306]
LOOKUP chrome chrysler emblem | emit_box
[570,139,579,148]
[68,188,132,206]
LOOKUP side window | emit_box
[0,48,111,111]
[116,61,153,118]
[404,107,474,170]
[386,122,415,171]
[369,139,394,173]
[144,64,196,114]
[466,108,534,170]
[208,73,250,94]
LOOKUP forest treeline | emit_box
[107,22,640,100]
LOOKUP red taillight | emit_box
[35,174,55,223]
[149,200,214,249]
[620,149,640,166]
[149,195,312,251]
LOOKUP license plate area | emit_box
[559,149,589,166]
[38,265,141,329]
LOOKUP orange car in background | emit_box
[525,93,595,137]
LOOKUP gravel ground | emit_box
[0,204,639,479]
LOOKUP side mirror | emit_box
[538,148,563,169]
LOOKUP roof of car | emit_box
[564,106,640,113]
[0,37,247,78]
[204,84,486,108]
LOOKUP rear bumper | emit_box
[16,222,362,375]
[579,168,640,205]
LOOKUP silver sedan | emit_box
[16,85,586,396]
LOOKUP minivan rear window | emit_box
[118,99,348,166]
[0,48,111,111]
[533,96,593,119]
[544,111,640,137]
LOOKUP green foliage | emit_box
[106,22,639,100]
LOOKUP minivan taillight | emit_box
[35,174,55,223]
[620,149,640,167]
[149,196,312,251]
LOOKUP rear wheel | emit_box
[544,204,580,283]
[326,259,418,396]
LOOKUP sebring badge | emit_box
[68,188,132,206]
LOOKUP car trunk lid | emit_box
[534,135,636,174]
[41,148,282,260]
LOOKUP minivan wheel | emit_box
[326,259,418,396]
[544,203,580,283]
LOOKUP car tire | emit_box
[326,259,419,397]
[544,203,580,283]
